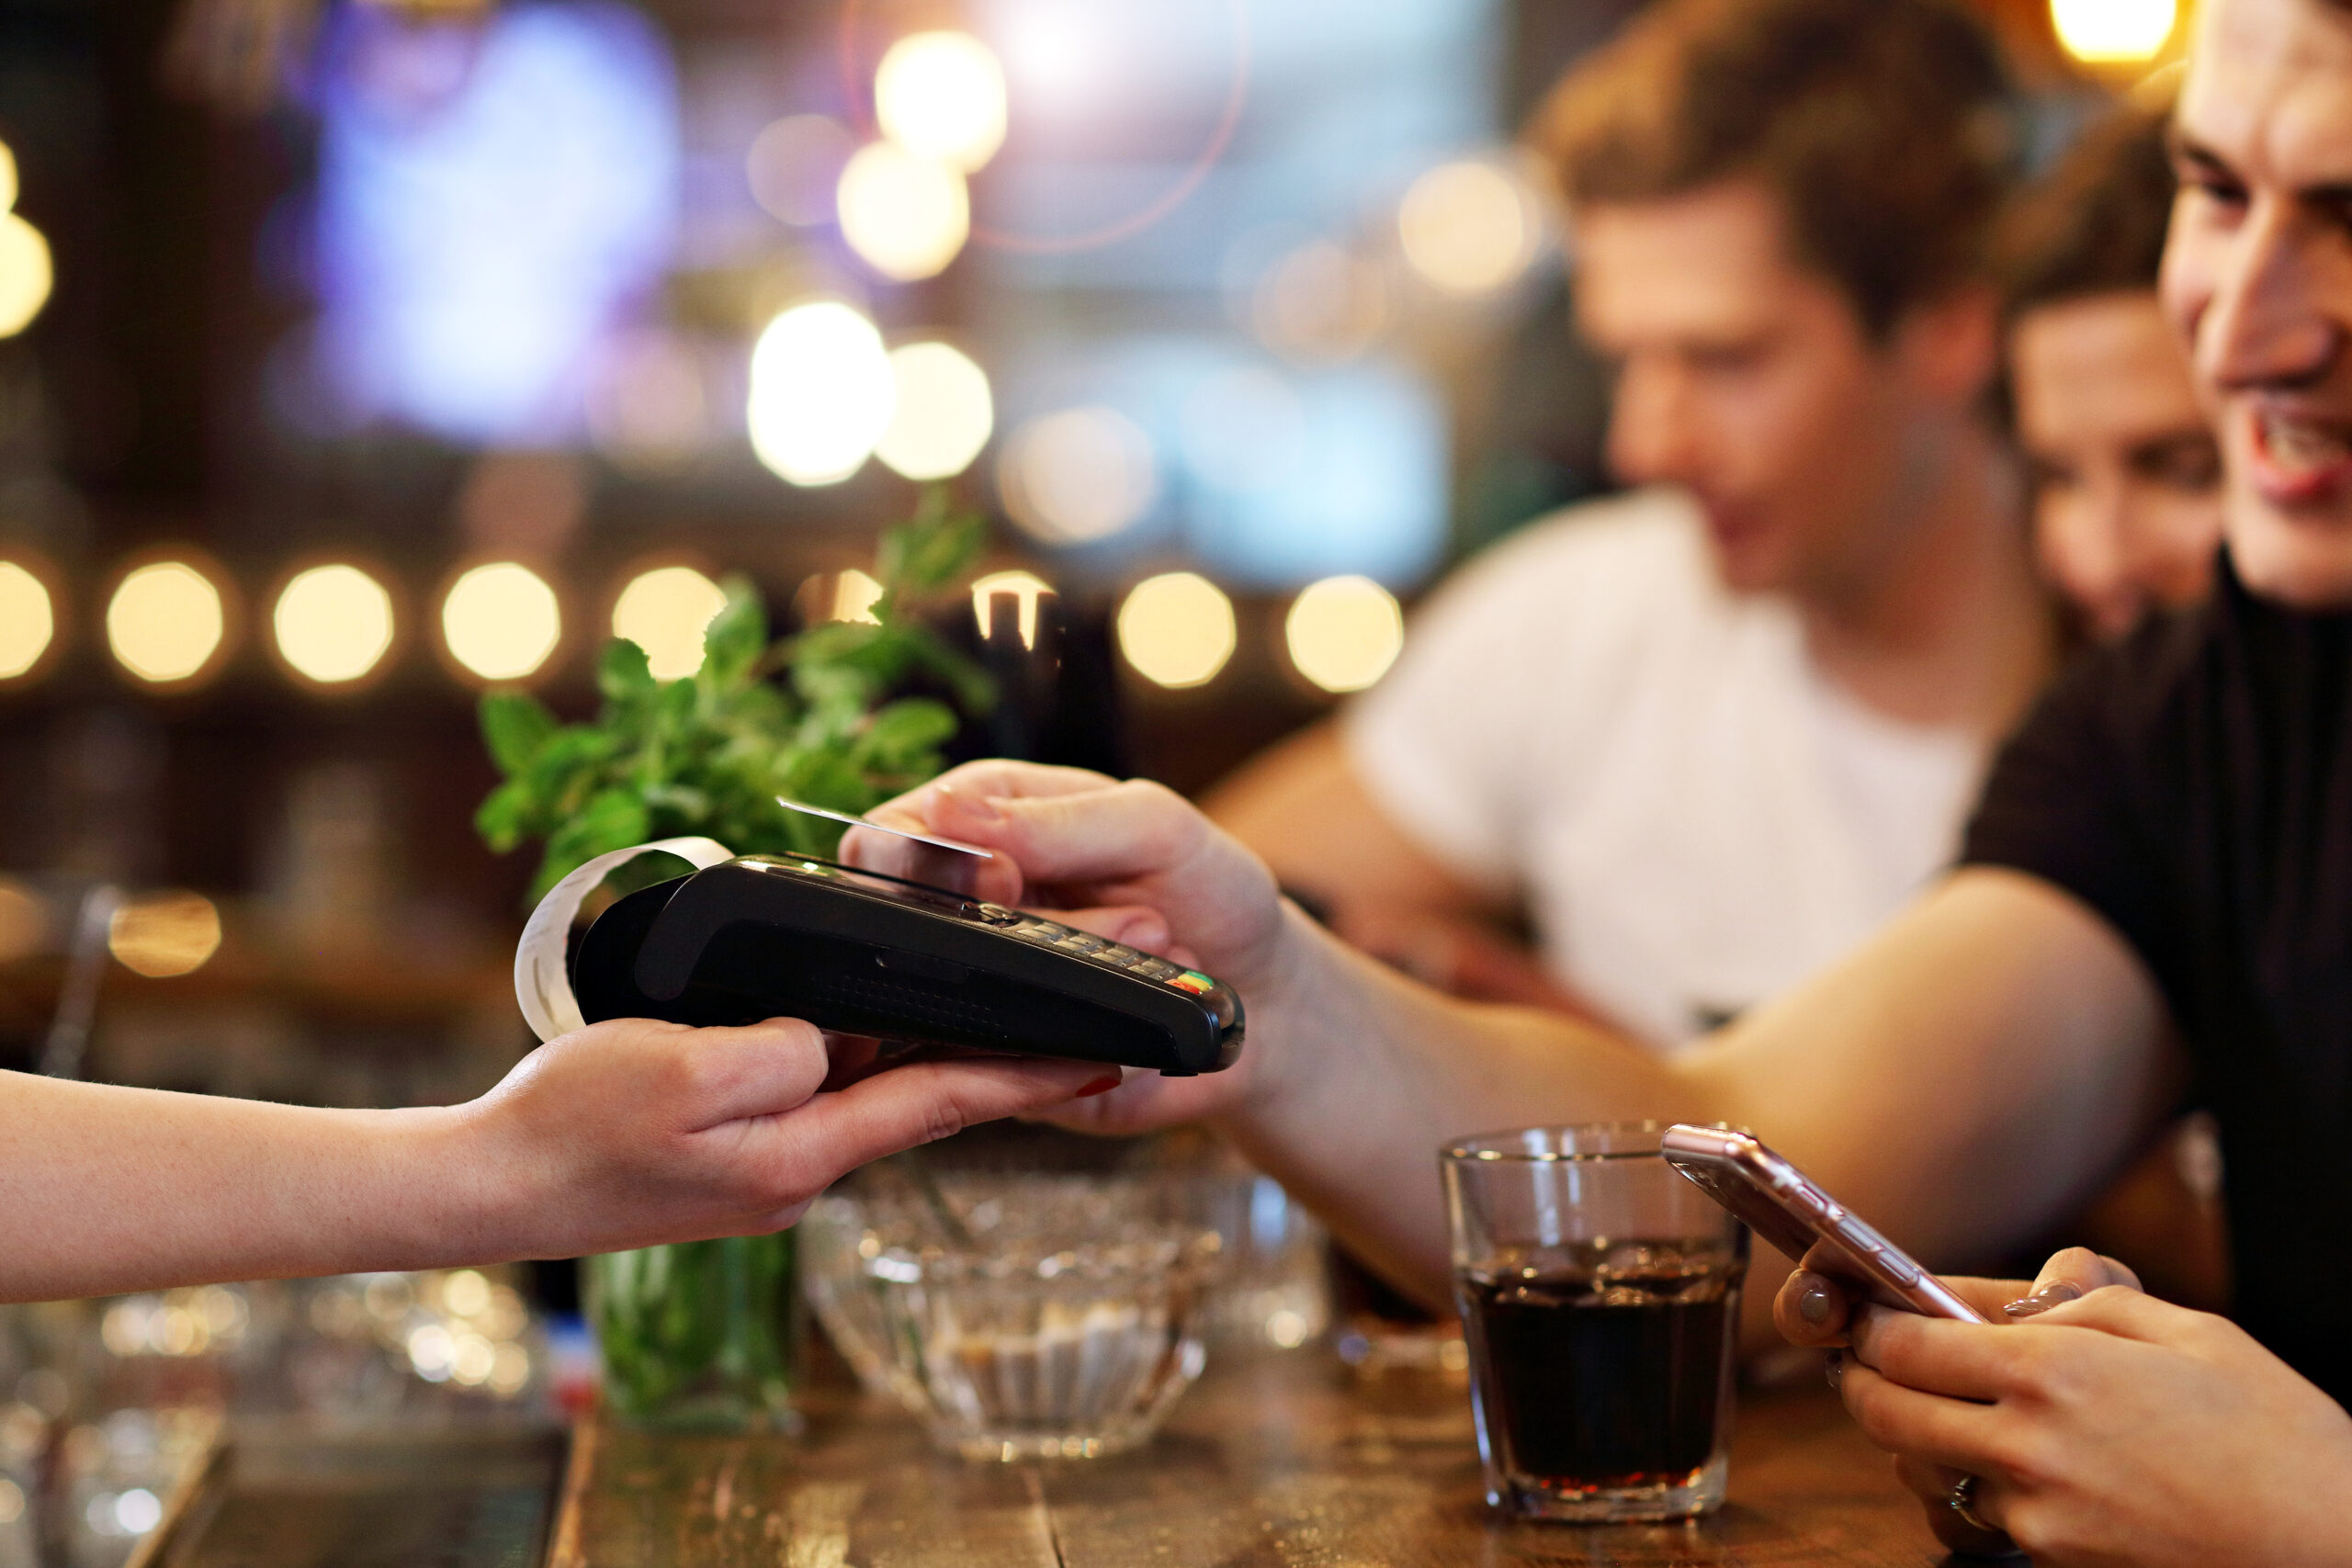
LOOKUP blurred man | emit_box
[1209,0,2054,1048]
[2001,107,2225,641]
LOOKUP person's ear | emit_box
[1893,284,2002,408]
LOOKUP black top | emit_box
[1962,554,2352,1406]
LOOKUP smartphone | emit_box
[1660,1123,1984,1322]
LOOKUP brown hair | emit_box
[1995,106,2176,324]
[1530,0,2017,337]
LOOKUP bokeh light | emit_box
[0,141,17,213]
[274,564,395,685]
[0,875,47,962]
[998,406,1159,545]
[1252,241,1387,363]
[2051,0,2177,62]
[1116,571,1236,689]
[441,562,561,682]
[107,560,226,685]
[970,569,1055,650]
[107,892,222,978]
[831,568,884,625]
[612,565,727,679]
[837,141,969,281]
[876,342,994,480]
[1284,574,1404,693]
[1397,159,1539,296]
[875,32,1008,173]
[747,301,896,486]
[0,560,54,679]
[747,114,855,226]
[0,211,53,338]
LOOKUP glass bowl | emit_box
[867,1217,1221,1461]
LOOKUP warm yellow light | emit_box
[0,875,46,962]
[831,568,883,625]
[2051,0,2177,62]
[747,301,896,486]
[1285,575,1404,693]
[876,32,1008,173]
[1398,160,1538,296]
[0,142,17,213]
[876,341,993,480]
[107,891,222,978]
[0,212,51,338]
[441,562,561,682]
[1117,572,1236,689]
[0,561,52,678]
[970,570,1055,649]
[107,561,225,684]
[612,565,728,679]
[837,141,969,282]
[274,564,395,685]
[998,406,1159,545]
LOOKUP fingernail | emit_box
[1797,1280,1834,1325]
[1824,1350,1843,1391]
[1077,1074,1122,1099]
[2003,1280,2083,1319]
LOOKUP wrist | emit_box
[1216,900,1348,1141]
[377,1100,536,1270]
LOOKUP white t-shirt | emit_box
[1344,489,1987,1049]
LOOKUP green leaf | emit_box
[598,637,656,703]
[861,697,958,759]
[700,578,767,688]
[473,779,535,852]
[480,691,560,776]
[535,787,652,896]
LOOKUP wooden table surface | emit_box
[549,1350,1952,1568]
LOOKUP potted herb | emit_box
[472,492,991,1430]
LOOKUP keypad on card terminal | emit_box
[1001,911,1193,985]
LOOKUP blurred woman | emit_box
[2000,107,2223,641]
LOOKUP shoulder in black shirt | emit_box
[1963,553,2352,1404]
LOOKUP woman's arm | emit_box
[0,1016,1105,1303]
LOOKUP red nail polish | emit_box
[1077,1074,1122,1098]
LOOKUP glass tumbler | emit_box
[1442,1122,1748,1521]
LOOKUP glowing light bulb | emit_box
[1116,571,1235,689]
[998,406,1158,545]
[274,564,395,685]
[1397,159,1538,296]
[107,892,222,978]
[0,212,53,338]
[837,141,969,282]
[746,301,896,486]
[876,341,993,480]
[441,562,561,682]
[970,569,1054,650]
[107,561,226,684]
[0,560,52,678]
[612,565,728,679]
[2051,0,2177,62]
[1284,575,1404,693]
[875,32,1008,173]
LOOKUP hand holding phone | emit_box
[1661,1124,1984,1322]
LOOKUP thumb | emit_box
[2005,1246,2143,1319]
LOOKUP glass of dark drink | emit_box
[1442,1122,1748,1521]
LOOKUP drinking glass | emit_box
[1442,1122,1748,1521]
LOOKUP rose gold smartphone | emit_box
[1660,1123,1985,1322]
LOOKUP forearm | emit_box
[0,1072,504,1302]
[1209,907,1714,1303]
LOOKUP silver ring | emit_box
[1949,1472,1998,1534]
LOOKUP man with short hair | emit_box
[1209,0,2054,1047]
[850,0,2352,1553]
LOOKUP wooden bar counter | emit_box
[549,1351,1947,1568]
